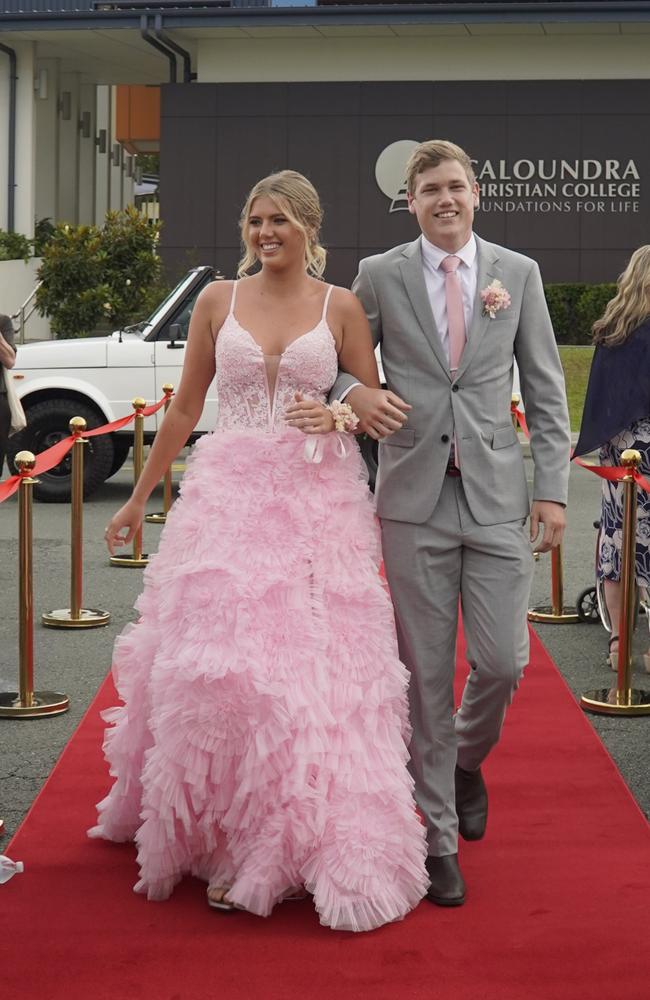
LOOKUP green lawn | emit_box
[558,345,594,432]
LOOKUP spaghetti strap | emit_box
[228,280,238,317]
[321,284,334,323]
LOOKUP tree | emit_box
[36,209,163,339]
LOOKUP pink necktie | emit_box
[440,254,466,374]
[440,255,466,469]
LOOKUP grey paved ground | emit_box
[0,451,648,846]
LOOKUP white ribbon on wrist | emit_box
[303,432,352,465]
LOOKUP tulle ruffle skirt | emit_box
[88,428,428,931]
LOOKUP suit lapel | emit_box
[399,239,450,379]
[455,236,501,380]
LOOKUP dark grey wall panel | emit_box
[161,80,650,287]
[287,116,359,248]
[214,116,288,249]
[288,83,360,117]
[160,114,217,250]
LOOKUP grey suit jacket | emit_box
[336,235,571,526]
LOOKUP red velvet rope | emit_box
[0,395,168,505]
[511,400,650,494]
[511,403,530,439]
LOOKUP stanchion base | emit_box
[110,553,149,568]
[528,606,580,624]
[144,513,167,524]
[0,691,70,718]
[581,687,650,716]
[41,607,111,629]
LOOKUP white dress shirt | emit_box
[420,233,477,368]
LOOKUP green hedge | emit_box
[544,283,616,345]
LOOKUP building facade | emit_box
[1,1,650,285]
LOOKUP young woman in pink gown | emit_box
[89,171,428,931]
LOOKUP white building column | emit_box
[95,85,111,224]
[57,71,81,224]
[77,82,96,224]
[0,40,35,236]
[34,57,60,227]
[109,87,123,212]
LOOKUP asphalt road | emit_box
[1,450,648,846]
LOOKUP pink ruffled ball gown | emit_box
[89,282,429,931]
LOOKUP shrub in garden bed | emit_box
[545,283,617,345]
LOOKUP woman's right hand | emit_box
[104,498,146,555]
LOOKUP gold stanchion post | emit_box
[42,417,110,628]
[0,452,70,718]
[528,544,579,623]
[145,384,175,525]
[110,398,149,567]
[581,449,650,715]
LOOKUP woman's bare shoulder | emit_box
[197,278,234,309]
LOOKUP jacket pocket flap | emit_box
[383,428,415,449]
[491,424,518,450]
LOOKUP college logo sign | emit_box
[374,140,418,213]
[375,141,641,217]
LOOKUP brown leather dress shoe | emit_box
[455,765,488,841]
[425,853,466,907]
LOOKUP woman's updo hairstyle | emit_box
[237,170,327,279]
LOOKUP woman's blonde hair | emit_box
[237,170,326,279]
[592,245,650,346]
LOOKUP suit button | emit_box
[452,384,459,392]
[441,434,449,443]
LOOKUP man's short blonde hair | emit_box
[406,140,476,195]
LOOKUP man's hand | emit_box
[529,500,566,553]
[345,386,411,440]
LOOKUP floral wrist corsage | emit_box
[327,400,360,433]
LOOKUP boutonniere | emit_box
[480,279,511,319]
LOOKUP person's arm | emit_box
[342,262,411,440]
[515,261,571,552]
[0,316,16,369]
[105,282,227,553]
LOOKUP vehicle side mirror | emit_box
[167,323,185,350]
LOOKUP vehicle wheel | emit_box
[576,586,600,624]
[358,434,378,493]
[6,399,114,502]
[108,435,132,478]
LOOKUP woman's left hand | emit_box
[285,392,334,434]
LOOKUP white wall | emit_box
[0,258,51,342]
[197,32,650,82]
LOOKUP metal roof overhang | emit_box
[1,3,650,86]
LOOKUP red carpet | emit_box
[3,630,649,1000]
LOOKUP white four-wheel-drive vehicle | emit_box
[8,267,217,501]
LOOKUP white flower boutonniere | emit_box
[480,279,511,319]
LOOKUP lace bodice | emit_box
[215,282,339,432]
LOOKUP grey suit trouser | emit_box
[381,474,534,857]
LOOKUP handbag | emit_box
[3,366,27,435]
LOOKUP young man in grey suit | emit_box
[334,140,571,906]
